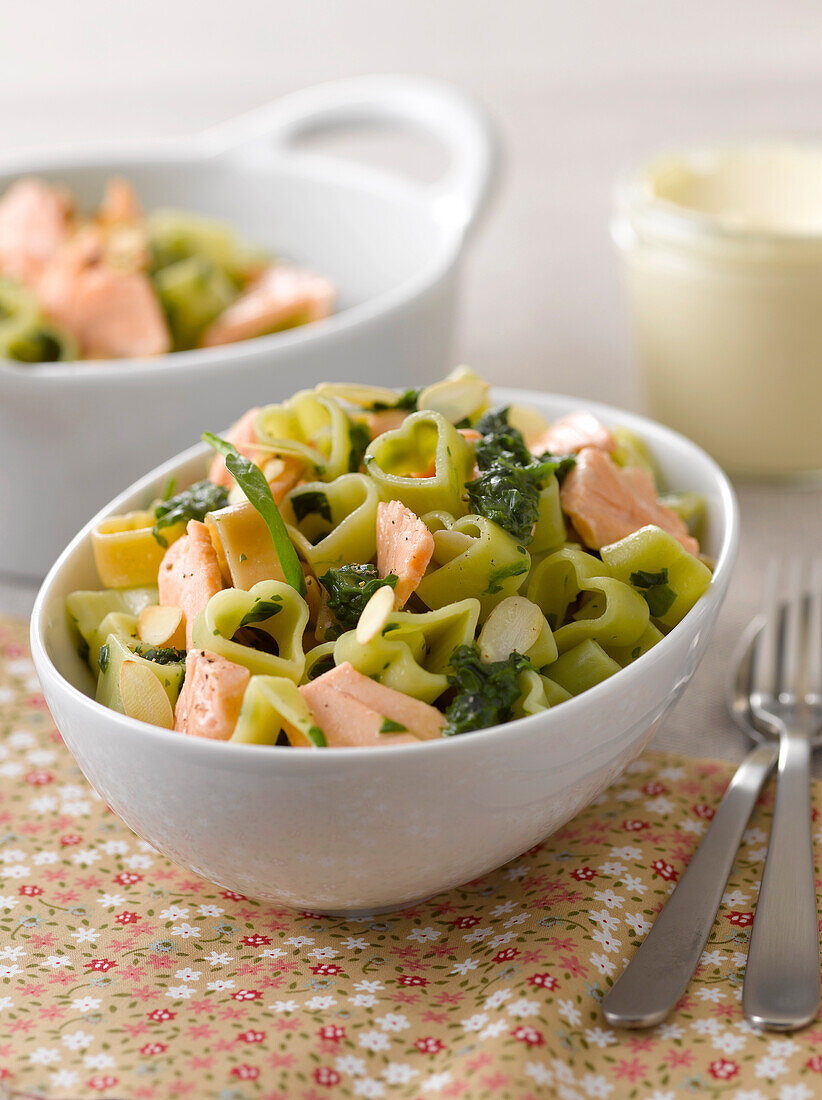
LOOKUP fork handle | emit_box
[602,743,777,1028]
[743,727,820,1030]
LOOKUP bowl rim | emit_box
[31,386,740,764]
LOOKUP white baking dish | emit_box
[0,76,497,577]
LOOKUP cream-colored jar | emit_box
[614,143,822,477]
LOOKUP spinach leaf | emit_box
[319,564,398,639]
[291,490,332,524]
[348,418,371,472]
[98,643,110,673]
[152,479,228,546]
[629,567,677,618]
[237,597,283,628]
[443,643,532,736]
[485,556,530,595]
[379,717,408,733]
[203,433,305,595]
[134,645,186,665]
[367,387,421,412]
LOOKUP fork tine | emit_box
[779,559,806,702]
[751,559,782,703]
[807,559,822,704]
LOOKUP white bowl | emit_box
[0,76,496,578]
[31,388,738,915]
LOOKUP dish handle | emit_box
[200,75,498,243]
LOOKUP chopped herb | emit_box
[203,433,305,595]
[237,597,283,628]
[443,643,532,736]
[629,568,677,618]
[239,552,248,563]
[318,564,398,639]
[631,646,641,660]
[466,407,575,543]
[134,645,186,665]
[307,725,327,747]
[485,558,530,595]
[162,477,177,501]
[382,622,401,635]
[291,489,332,524]
[98,643,110,673]
[367,387,421,412]
[152,479,228,546]
[307,653,335,680]
[379,717,408,733]
[348,418,371,472]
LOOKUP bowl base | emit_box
[313,894,436,919]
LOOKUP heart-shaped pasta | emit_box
[282,473,380,575]
[526,545,649,654]
[231,675,326,747]
[513,668,572,718]
[530,476,567,554]
[332,598,481,704]
[364,410,474,517]
[417,512,531,619]
[254,390,359,481]
[191,579,309,682]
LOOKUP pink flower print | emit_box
[18,884,43,896]
[693,803,716,820]
[115,911,140,925]
[318,1025,345,1043]
[232,989,262,1002]
[650,859,677,882]
[570,866,595,881]
[415,1037,445,1054]
[493,948,519,964]
[727,911,754,927]
[452,915,481,929]
[220,889,246,901]
[528,973,559,991]
[397,974,427,987]
[613,1058,647,1083]
[88,1077,119,1091]
[314,1067,341,1087]
[140,1043,167,1056]
[708,1059,738,1081]
[623,820,648,832]
[25,769,53,785]
[85,958,117,973]
[238,1029,266,1044]
[60,833,83,846]
[511,1026,544,1046]
[241,934,271,947]
[147,1008,175,1022]
[641,781,667,796]
[311,963,343,976]
[231,1064,260,1081]
[114,872,142,886]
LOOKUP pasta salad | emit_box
[66,368,712,747]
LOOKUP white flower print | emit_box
[353,980,383,993]
[0,896,17,909]
[349,994,379,1008]
[451,957,478,975]
[335,1054,367,1076]
[26,749,55,765]
[422,1072,452,1093]
[504,912,529,927]
[768,1039,800,1058]
[695,987,724,1003]
[29,1047,61,1065]
[84,1052,115,1070]
[507,998,540,1018]
[479,1020,508,1039]
[656,1023,684,1040]
[7,731,34,748]
[591,928,620,954]
[174,968,201,983]
[406,926,440,942]
[592,888,623,909]
[341,936,370,950]
[99,840,129,855]
[159,905,189,921]
[609,846,641,861]
[589,908,621,933]
[123,853,152,870]
[62,1030,93,1051]
[597,861,627,877]
[358,1029,391,1052]
[50,1070,79,1089]
[269,1000,298,1013]
[203,951,233,966]
[0,965,20,978]
[645,796,674,814]
[700,949,723,968]
[722,889,749,906]
[0,996,13,1012]
[525,1061,554,1085]
[691,1018,723,1036]
[711,1030,746,1056]
[45,955,73,969]
[259,948,285,960]
[62,801,91,816]
[590,953,616,977]
[70,927,99,943]
[29,796,57,813]
[376,1012,409,1032]
[32,851,58,865]
[779,1085,813,1100]
[207,980,235,992]
[71,996,101,1013]
[558,999,582,1026]
[755,1056,788,1079]
[383,1063,418,1084]
[309,946,339,959]
[3,865,31,879]
[489,931,517,949]
[165,985,194,999]
[624,913,652,936]
[97,893,125,909]
[353,1080,385,1099]
[170,922,200,938]
[583,1027,616,1048]
[306,995,337,1011]
[485,988,511,1009]
[551,1058,576,1084]
[581,1073,614,1098]
[70,848,100,865]
[0,946,25,961]
[679,818,706,835]
[490,900,517,916]
[197,904,224,917]
[462,926,493,943]
[461,1013,489,1032]
[503,863,528,880]
[284,935,314,947]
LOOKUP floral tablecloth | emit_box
[2,613,822,1100]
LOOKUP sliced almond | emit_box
[119,660,174,729]
[479,596,546,663]
[417,367,489,425]
[315,382,402,409]
[356,584,395,646]
[249,438,327,469]
[262,457,286,481]
[507,404,551,452]
[137,605,185,648]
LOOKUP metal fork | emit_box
[743,559,822,1030]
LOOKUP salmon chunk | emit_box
[533,411,616,456]
[561,447,699,555]
[376,500,434,607]
[200,262,335,347]
[300,662,444,747]
[98,177,142,226]
[207,407,262,488]
[158,520,224,648]
[363,407,408,440]
[37,229,169,358]
[0,178,73,285]
[174,649,250,740]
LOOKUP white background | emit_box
[4,0,822,407]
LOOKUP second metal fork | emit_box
[744,559,822,1030]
